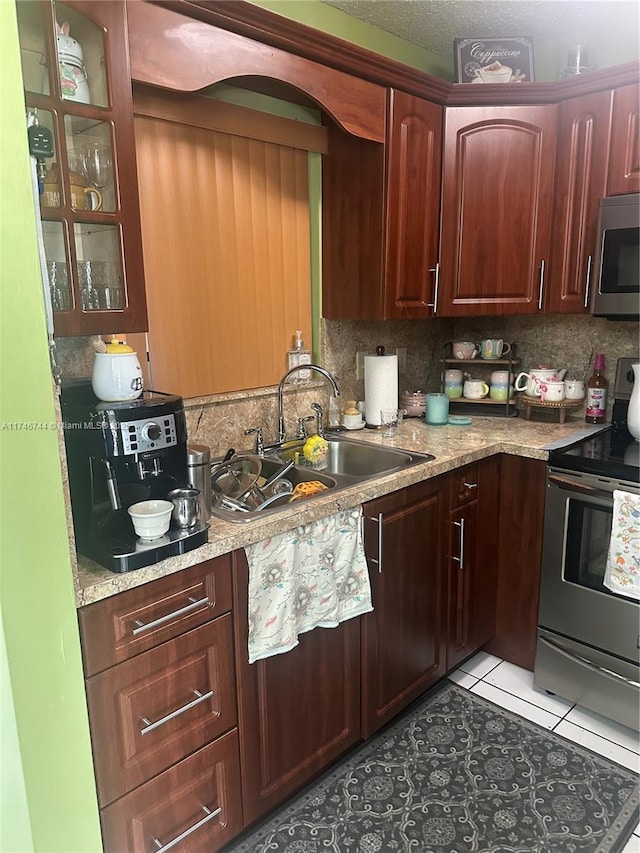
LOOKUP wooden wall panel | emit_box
[134,113,311,397]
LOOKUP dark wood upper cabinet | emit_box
[384,90,442,319]
[323,90,442,321]
[607,82,640,195]
[547,90,613,313]
[16,0,148,335]
[438,105,557,316]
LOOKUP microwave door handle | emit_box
[548,473,612,500]
[539,635,640,688]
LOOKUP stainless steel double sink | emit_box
[210,434,435,523]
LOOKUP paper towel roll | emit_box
[364,354,398,426]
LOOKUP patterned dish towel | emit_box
[604,489,640,601]
[244,507,373,663]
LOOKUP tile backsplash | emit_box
[56,313,638,454]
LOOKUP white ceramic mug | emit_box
[463,379,489,399]
[539,381,565,402]
[565,380,585,400]
[480,339,511,360]
[453,341,479,360]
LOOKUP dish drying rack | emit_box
[441,342,520,418]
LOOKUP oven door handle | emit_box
[539,635,640,688]
[548,474,612,500]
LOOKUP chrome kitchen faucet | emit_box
[277,364,340,443]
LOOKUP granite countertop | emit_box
[75,415,603,607]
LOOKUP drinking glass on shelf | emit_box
[82,142,113,190]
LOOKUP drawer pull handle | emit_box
[368,513,384,573]
[152,804,222,853]
[140,689,213,735]
[453,518,465,570]
[463,482,478,490]
[132,596,210,636]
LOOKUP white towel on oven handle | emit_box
[603,489,640,601]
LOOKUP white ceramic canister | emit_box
[515,368,567,397]
[92,351,143,402]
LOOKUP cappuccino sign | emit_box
[454,37,535,84]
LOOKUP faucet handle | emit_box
[296,415,315,440]
[310,402,325,438]
[244,427,264,456]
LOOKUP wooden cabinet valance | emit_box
[126,0,387,143]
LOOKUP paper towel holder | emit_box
[365,344,398,429]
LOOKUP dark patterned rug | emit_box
[224,681,639,853]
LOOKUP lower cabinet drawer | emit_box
[86,615,237,806]
[100,729,243,853]
[449,463,479,508]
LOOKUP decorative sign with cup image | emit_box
[454,37,535,84]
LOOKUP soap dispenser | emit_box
[287,330,311,385]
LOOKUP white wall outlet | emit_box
[356,351,365,380]
[396,347,407,374]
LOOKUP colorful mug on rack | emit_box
[463,379,489,399]
[480,339,512,360]
[453,341,479,359]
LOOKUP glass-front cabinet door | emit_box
[16,0,147,335]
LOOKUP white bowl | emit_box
[128,499,173,540]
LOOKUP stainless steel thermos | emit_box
[186,444,212,522]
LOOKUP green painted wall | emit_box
[0,3,102,851]
[252,0,453,77]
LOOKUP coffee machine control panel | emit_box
[121,414,178,454]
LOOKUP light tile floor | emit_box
[448,651,640,852]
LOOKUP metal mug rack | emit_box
[441,342,520,418]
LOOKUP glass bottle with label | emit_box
[585,353,608,424]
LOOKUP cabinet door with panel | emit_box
[323,90,442,321]
[547,90,613,313]
[608,83,640,195]
[362,477,447,738]
[438,105,557,316]
[484,455,547,671]
[446,460,500,672]
[232,549,361,827]
[15,0,148,335]
[384,89,442,319]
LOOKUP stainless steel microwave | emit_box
[591,193,640,317]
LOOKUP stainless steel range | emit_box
[534,358,640,731]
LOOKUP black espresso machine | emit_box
[61,380,208,573]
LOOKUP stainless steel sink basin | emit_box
[279,435,433,482]
[209,436,434,523]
